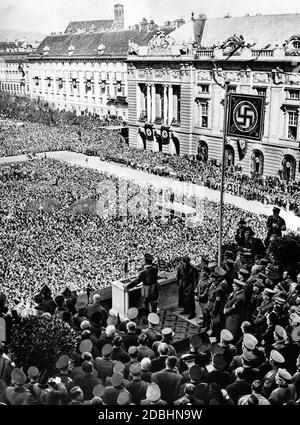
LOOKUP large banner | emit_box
[144,123,154,141]
[227,93,265,141]
[160,126,170,145]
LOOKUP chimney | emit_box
[113,4,124,31]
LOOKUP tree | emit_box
[8,315,77,374]
[268,232,300,274]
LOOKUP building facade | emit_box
[27,4,172,120]
[127,14,300,181]
[0,42,32,96]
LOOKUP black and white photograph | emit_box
[0,0,300,419]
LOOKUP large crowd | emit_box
[0,111,300,406]
[0,117,299,212]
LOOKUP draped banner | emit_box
[161,126,170,145]
[237,139,247,160]
[227,93,265,141]
[144,124,154,141]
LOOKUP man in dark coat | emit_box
[151,356,184,404]
[206,266,228,338]
[265,207,286,247]
[125,253,160,314]
[224,279,246,341]
[177,256,198,319]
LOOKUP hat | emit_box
[145,253,154,262]
[270,350,285,364]
[107,316,118,326]
[147,312,159,325]
[146,383,161,402]
[263,288,275,296]
[220,329,233,342]
[162,328,174,337]
[60,286,71,296]
[181,353,195,362]
[243,334,258,350]
[113,361,125,374]
[27,366,39,378]
[183,255,191,263]
[275,325,287,340]
[140,358,151,371]
[242,350,256,363]
[93,384,105,398]
[273,206,280,212]
[102,344,113,357]
[224,250,234,257]
[238,219,246,225]
[111,372,124,388]
[127,307,138,320]
[128,346,138,356]
[253,278,264,289]
[55,355,70,370]
[11,368,26,386]
[212,353,226,370]
[79,339,93,354]
[233,279,245,287]
[239,268,249,276]
[226,259,235,266]
[277,368,292,382]
[117,390,131,405]
[290,313,300,324]
[129,362,141,376]
[75,299,87,310]
[212,266,226,277]
[189,365,204,381]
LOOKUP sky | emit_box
[1,0,300,34]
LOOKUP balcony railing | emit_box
[251,49,274,57]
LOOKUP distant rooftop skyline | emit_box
[1,0,300,34]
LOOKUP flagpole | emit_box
[218,80,230,267]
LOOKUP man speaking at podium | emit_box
[124,253,160,314]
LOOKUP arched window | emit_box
[282,154,296,181]
[197,140,208,163]
[251,150,264,175]
[224,145,235,168]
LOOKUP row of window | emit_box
[1,83,28,91]
[198,84,300,100]
[33,80,126,97]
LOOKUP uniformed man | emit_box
[125,253,160,314]
[177,256,198,320]
[268,368,296,405]
[265,207,286,247]
[206,266,228,338]
[223,279,246,341]
[195,257,212,325]
[141,313,161,347]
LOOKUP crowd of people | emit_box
[0,109,300,406]
[1,117,299,212]
[0,158,267,309]
[0,232,300,405]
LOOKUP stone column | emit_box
[136,83,141,119]
[147,84,151,122]
[163,85,168,124]
[168,85,173,125]
[151,84,156,122]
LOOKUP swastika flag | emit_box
[227,94,265,141]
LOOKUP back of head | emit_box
[185,383,195,397]
[238,394,259,405]
[106,325,116,338]
[138,334,148,346]
[69,386,82,400]
[158,342,169,356]
[141,357,151,371]
[126,321,136,333]
[82,361,93,374]
[251,380,263,394]
[93,294,101,304]
[113,335,122,347]
[166,355,177,369]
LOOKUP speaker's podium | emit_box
[110,272,178,320]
